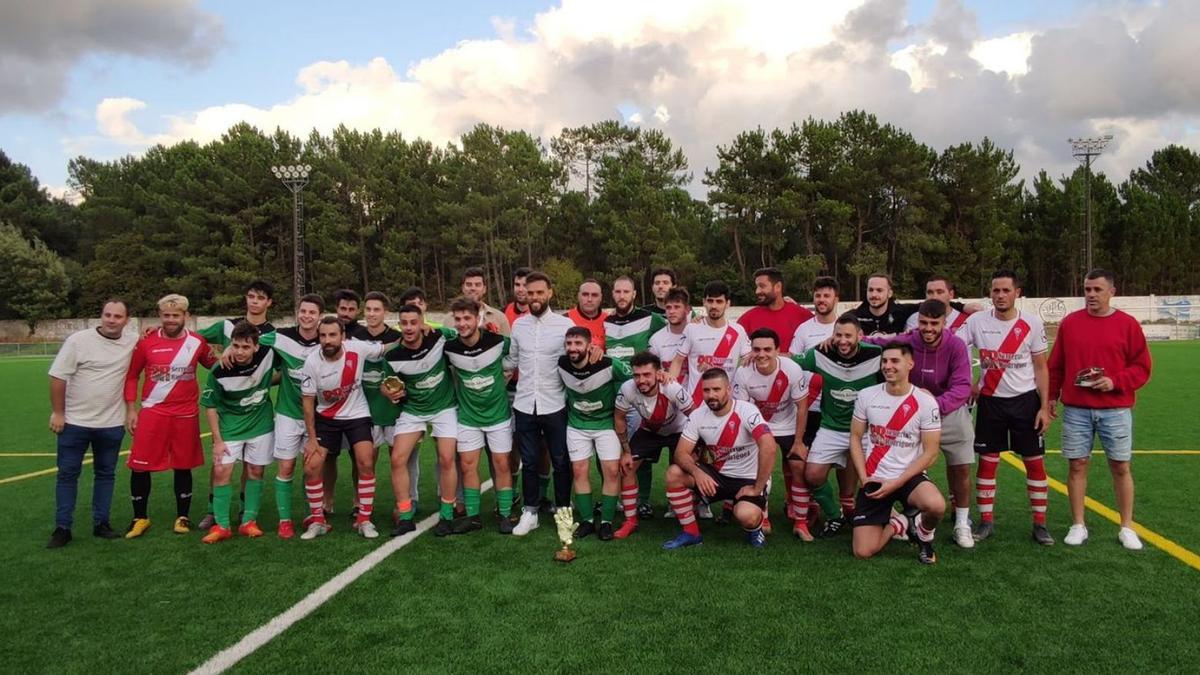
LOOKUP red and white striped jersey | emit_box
[853,383,940,481]
[676,321,750,407]
[681,399,771,480]
[615,380,693,436]
[732,357,809,436]
[300,340,387,420]
[961,310,1048,398]
[124,329,215,416]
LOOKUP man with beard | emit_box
[662,369,776,550]
[668,281,752,409]
[904,275,972,335]
[737,267,813,346]
[352,292,406,523]
[323,288,363,517]
[123,294,217,538]
[648,287,692,378]
[504,267,533,327]
[643,267,678,315]
[567,279,607,350]
[852,274,919,336]
[462,266,511,336]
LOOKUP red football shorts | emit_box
[127,408,204,472]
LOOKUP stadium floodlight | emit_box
[271,163,312,308]
[1068,135,1113,273]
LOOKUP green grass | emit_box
[2,343,1199,673]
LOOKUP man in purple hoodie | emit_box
[862,299,975,548]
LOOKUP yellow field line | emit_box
[0,432,212,484]
[1000,452,1200,572]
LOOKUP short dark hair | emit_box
[524,271,551,288]
[102,297,130,315]
[650,267,677,285]
[398,287,426,305]
[245,280,275,299]
[749,327,781,348]
[449,296,481,315]
[991,269,1020,287]
[866,273,893,290]
[462,266,486,283]
[882,341,913,357]
[363,291,390,307]
[513,266,534,283]
[630,351,661,369]
[703,280,731,300]
[612,275,636,289]
[565,326,591,342]
[332,289,361,306]
[1085,268,1115,285]
[917,299,948,319]
[298,293,325,312]
[318,315,344,333]
[813,276,839,294]
[753,267,784,287]
[835,312,862,330]
[701,367,729,382]
[926,275,955,292]
[230,320,261,343]
[665,287,690,306]
[397,303,424,317]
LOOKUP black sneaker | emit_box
[636,502,654,520]
[973,520,995,542]
[391,519,416,537]
[452,516,483,535]
[93,521,121,540]
[1032,523,1055,546]
[47,527,72,549]
[918,540,938,565]
[817,516,847,539]
[498,517,515,535]
[433,518,455,537]
[598,522,614,541]
[574,520,596,539]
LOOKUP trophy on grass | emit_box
[381,375,405,400]
[553,507,577,563]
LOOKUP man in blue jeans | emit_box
[47,299,138,548]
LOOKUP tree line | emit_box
[1,110,1198,329]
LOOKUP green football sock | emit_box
[213,483,232,529]
[399,502,415,521]
[206,492,214,516]
[439,500,454,520]
[243,478,263,522]
[575,492,594,521]
[464,488,481,517]
[600,494,618,524]
[497,488,513,518]
[636,463,653,503]
[813,481,840,519]
[275,476,293,521]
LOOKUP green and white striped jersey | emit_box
[604,308,667,363]
[352,324,404,426]
[259,327,319,420]
[384,327,458,417]
[557,355,632,431]
[444,330,512,428]
[792,343,883,432]
[200,345,276,440]
[198,317,275,348]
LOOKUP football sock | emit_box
[575,492,594,521]
[439,500,454,521]
[667,488,700,536]
[356,475,375,522]
[1023,455,1048,525]
[955,507,970,528]
[213,484,232,529]
[889,512,908,537]
[173,469,193,518]
[206,492,214,516]
[497,488,513,518]
[977,453,1000,523]
[636,463,653,503]
[274,476,293,521]
[812,481,840,519]
[243,478,263,522]
[130,470,151,519]
[600,494,618,524]
[839,495,856,519]
[305,481,325,523]
[398,499,415,521]
[620,483,639,518]
[790,484,811,522]
[464,487,481,518]
[916,514,936,543]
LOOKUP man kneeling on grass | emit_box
[200,321,277,543]
[849,342,945,565]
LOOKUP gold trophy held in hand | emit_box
[381,375,405,401]
[553,507,577,563]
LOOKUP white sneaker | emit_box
[512,510,539,536]
[1064,524,1089,546]
[300,521,331,540]
[358,521,379,539]
[1118,527,1143,550]
[697,502,713,520]
[953,525,975,549]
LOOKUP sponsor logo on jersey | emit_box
[238,389,269,407]
[829,387,861,402]
[462,374,495,391]
[148,364,195,382]
[288,367,306,381]
[573,399,604,413]
[362,370,383,383]
[415,370,445,390]
[608,345,635,360]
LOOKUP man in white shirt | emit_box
[47,299,137,548]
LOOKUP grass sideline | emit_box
[0,342,1196,673]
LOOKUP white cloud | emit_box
[653,104,670,124]
[970,31,1033,77]
[891,40,949,92]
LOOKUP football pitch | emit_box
[2,342,1199,674]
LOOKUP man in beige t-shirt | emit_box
[46,299,137,548]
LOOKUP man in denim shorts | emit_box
[1047,269,1152,550]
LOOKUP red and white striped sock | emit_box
[839,495,856,519]
[889,512,908,537]
[782,465,795,518]
[356,475,375,522]
[789,484,811,522]
[620,484,639,519]
[667,488,700,536]
[977,453,1000,523]
[1023,455,1048,525]
[305,481,326,524]
[915,514,935,543]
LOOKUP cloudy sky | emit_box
[1,0,1195,200]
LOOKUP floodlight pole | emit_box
[271,164,312,309]
[1068,136,1112,273]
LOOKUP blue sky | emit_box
[3,0,1177,196]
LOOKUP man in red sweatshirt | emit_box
[1047,269,1152,551]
